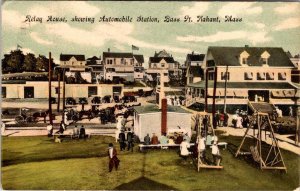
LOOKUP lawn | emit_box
[1,135,299,190]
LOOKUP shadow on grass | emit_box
[114,176,177,190]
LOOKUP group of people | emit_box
[118,128,135,152]
[212,111,229,128]
[143,132,190,146]
[46,121,88,139]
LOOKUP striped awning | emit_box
[257,72,266,80]
[245,72,253,79]
[279,72,286,80]
[266,72,274,80]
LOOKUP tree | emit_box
[36,55,56,72]
[7,50,24,73]
[23,53,37,72]
[1,54,11,73]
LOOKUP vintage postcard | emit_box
[1,1,299,190]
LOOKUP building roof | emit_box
[187,53,205,62]
[188,66,204,77]
[103,52,133,58]
[149,57,175,63]
[60,54,85,61]
[133,54,144,63]
[187,81,296,89]
[134,104,190,114]
[154,50,171,57]
[207,46,294,67]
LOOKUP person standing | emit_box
[219,113,224,127]
[289,106,293,117]
[118,130,126,151]
[197,134,206,163]
[212,141,222,166]
[108,143,120,172]
[46,123,53,137]
[127,128,134,152]
[224,112,229,127]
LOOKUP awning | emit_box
[283,90,295,97]
[234,90,248,97]
[65,72,75,77]
[271,90,285,97]
[80,72,92,83]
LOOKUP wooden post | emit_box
[48,52,53,125]
[62,69,66,123]
[57,72,61,112]
[296,106,299,145]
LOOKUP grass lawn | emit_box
[2,135,299,190]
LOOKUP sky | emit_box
[2,1,300,64]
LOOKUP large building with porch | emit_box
[186,46,299,114]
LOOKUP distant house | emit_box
[186,46,299,113]
[103,50,144,82]
[86,56,104,83]
[146,50,181,82]
[185,52,205,84]
[287,52,300,84]
[59,54,92,83]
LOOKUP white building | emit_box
[185,52,205,84]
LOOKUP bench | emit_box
[138,143,195,151]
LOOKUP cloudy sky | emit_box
[2,1,300,64]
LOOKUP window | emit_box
[278,72,286,80]
[242,58,247,65]
[153,63,157,68]
[2,87,6,98]
[164,73,168,76]
[161,63,165,67]
[208,72,214,80]
[262,58,267,65]
[221,72,230,80]
[55,87,59,94]
[244,72,253,80]
[72,62,74,65]
[64,61,66,65]
[266,72,274,80]
[257,72,266,80]
[107,60,109,64]
[24,87,34,98]
[88,86,97,97]
[80,62,82,65]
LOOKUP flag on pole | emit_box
[132,45,139,51]
[17,44,22,49]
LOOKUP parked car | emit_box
[102,95,111,103]
[91,96,101,104]
[66,97,76,105]
[122,95,137,103]
[79,97,88,105]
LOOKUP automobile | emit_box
[66,97,76,105]
[102,95,111,103]
[122,95,137,103]
[91,96,101,104]
[78,97,88,105]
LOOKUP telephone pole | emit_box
[48,52,53,125]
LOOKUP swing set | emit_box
[193,112,223,171]
[235,112,287,173]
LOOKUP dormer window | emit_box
[240,51,250,65]
[278,72,286,80]
[261,51,270,65]
[242,58,247,65]
[161,63,165,67]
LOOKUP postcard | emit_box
[1,1,299,190]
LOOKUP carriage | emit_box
[14,108,53,124]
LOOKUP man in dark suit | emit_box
[118,130,126,151]
[127,128,134,152]
[108,143,120,172]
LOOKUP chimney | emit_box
[192,51,194,55]
[108,48,110,52]
[161,98,167,135]
[245,45,249,48]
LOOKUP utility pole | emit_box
[62,69,66,123]
[223,65,228,113]
[48,52,53,125]
[212,67,218,117]
[57,72,61,112]
[205,69,208,112]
